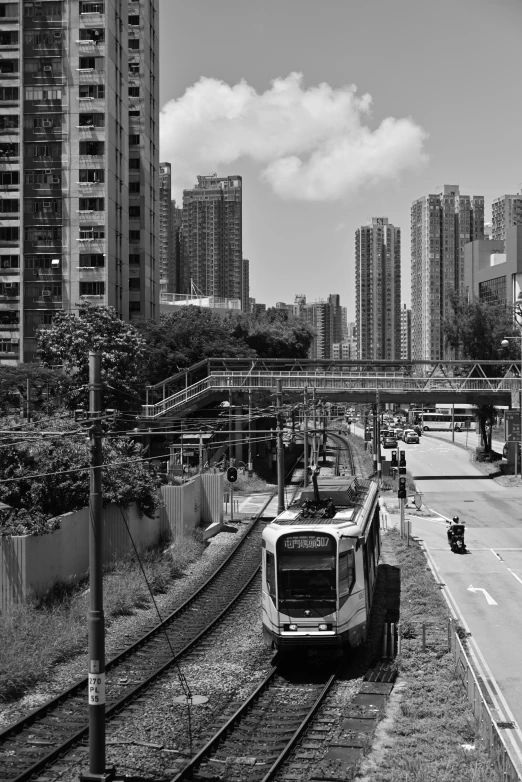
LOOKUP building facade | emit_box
[0,0,159,364]
[411,185,484,361]
[159,161,172,291]
[400,304,411,360]
[355,217,401,361]
[292,293,343,360]
[492,193,522,242]
[181,174,244,306]
[464,227,521,307]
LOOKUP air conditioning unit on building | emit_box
[42,120,53,127]
[42,289,51,296]
[43,66,53,72]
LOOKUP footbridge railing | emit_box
[142,359,521,419]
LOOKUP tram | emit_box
[262,473,380,651]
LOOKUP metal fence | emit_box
[393,618,522,781]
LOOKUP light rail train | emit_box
[262,474,380,651]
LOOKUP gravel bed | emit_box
[0,517,255,732]
[61,578,274,781]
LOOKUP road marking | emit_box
[508,568,522,587]
[467,585,498,605]
[491,549,504,561]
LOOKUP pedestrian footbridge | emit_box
[141,358,519,419]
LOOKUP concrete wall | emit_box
[0,473,224,609]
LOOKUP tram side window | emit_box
[266,551,276,602]
[339,550,355,605]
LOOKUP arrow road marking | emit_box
[467,585,498,605]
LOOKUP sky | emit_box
[158,0,522,318]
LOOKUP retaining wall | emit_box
[0,473,224,610]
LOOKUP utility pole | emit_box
[303,386,309,488]
[248,390,253,477]
[376,390,382,486]
[198,431,203,473]
[312,387,317,467]
[80,352,113,781]
[372,404,377,474]
[276,379,285,514]
[26,377,31,422]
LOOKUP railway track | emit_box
[170,661,339,782]
[0,491,282,782]
[325,431,356,477]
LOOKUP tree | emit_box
[0,419,163,535]
[36,303,147,411]
[228,309,316,359]
[0,365,71,415]
[136,306,256,386]
[443,292,521,454]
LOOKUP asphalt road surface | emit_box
[402,434,522,772]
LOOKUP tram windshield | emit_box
[276,533,336,614]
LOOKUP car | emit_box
[382,434,398,449]
[380,429,394,443]
[404,430,419,444]
[394,428,404,440]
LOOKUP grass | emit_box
[226,470,275,493]
[356,529,501,782]
[0,534,204,704]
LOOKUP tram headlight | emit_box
[284,623,298,631]
[318,623,332,631]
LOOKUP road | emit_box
[398,434,522,772]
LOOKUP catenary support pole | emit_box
[376,390,381,486]
[303,386,309,487]
[248,390,253,477]
[80,352,114,781]
[26,377,31,423]
[276,379,285,514]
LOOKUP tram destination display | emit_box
[282,534,334,552]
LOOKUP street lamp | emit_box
[501,290,522,477]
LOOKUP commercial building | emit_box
[355,217,401,360]
[492,192,522,242]
[464,227,522,307]
[411,185,484,361]
[181,174,245,307]
[0,0,159,364]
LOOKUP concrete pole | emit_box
[248,390,253,477]
[276,379,285,514]
[234,405,243,464]
[303,386,309,488]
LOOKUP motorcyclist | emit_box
[447,515,461,543]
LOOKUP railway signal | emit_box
[399,450,406,475]
[226,466,238,483]
[398,476,407,499]
[391,450,398,468]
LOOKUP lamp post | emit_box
[501,290,522,477]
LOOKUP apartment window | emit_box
[25,254,60,269]
[129,205,140,218]
[79,113,105,127]
[0,198,18,213]
[0,60,17,75]
[80,2,104,12]
[0,30,18,45]
[129,230,140,242]
[129,86,140,98]
[79,169,104,183]
[0,339,19,354]
[129,301,141,313]
[79,28,105,42]
[25,143,61,159]
[25,114,63,130]
[129,158,140,169]
[79,84,105,99]
[128,39,139,50]
[79,253,104,267]
[129,277,140,290]
[0,170,18,186]
[0,3,19,18]
[0,87,18,102]
[129,110,140,118]
[79,140,104,156]
[24,226,61,244]
[0,310,19,325]
[24,171,61,186]
[25,199,62,215]
[128,14,139,25]
[0,254,18,269]
[129,63,139,76]
[0,226,18,242]
[80,281,105,296]
[79,225,104,239]
[129,181,140,193]
[129,253,140,265]
[79,197,104,211]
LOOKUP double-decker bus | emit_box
[409,405,477,432]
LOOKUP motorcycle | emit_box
[447,522,467,554]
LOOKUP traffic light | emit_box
[398,477,407,499]
[399,450,406,475]
[391,450,398,468]
[226,466,238,483]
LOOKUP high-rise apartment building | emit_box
[294,293,343,359]
[159,162,172,291]
[0,0,159,364]
[411,185,484,361]
[241,258,249,312]
[171,201,185,293]
[492,192,522,241]
[400,304,411,360]
[355,218,401,361]
[181,174,244,306]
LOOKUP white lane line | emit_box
[508,568,522,587]
[491,549,504,561]
[419,541,522,769]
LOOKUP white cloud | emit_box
[160,72,428,202]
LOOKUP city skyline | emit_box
[158,0,521,317]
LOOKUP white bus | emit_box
[410,405,477,432]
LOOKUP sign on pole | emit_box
[505,411,521,443]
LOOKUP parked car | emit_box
[404,430,419,444]
[382,434,398,449]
